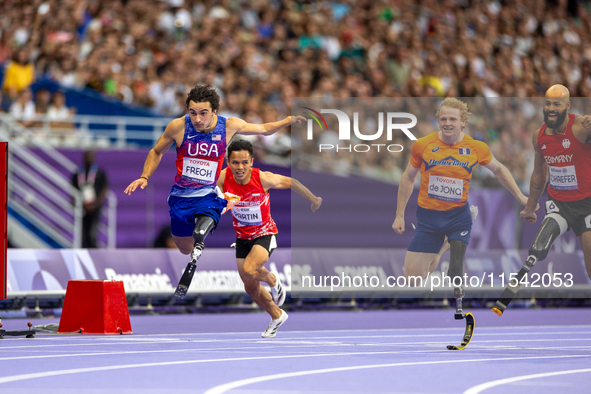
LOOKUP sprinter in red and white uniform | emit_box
[124,85,306,299]
[521,84,591,280]
[218,139,322,338]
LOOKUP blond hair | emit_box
[436,97,471,124]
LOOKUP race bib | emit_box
[428,175,463,202]
[545,200,560,214]
[182,158,218,184]
[549,165,578,190]
[81,185,96,203]
[232,205,263,226]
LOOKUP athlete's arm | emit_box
[482,157,528,205]
[573,115,591,144]
[261,171,322,212]
[392,161,419,235]
[520,130,548,223]
[217,169,226,191]
[124,118,182,195]
[226,116,306,138]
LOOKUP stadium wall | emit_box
[4,248,589,301]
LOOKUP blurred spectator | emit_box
[9,88,35,127]
[47,91,74,122]
[2,47,35,100]
[47,91,76,139]
[30,88,51,130]
[0,34,12,65]
[34,89,51,115]
[2,0,591,189]
[72,150,109,248]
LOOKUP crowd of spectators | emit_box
[1,0,591,188]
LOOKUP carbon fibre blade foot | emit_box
[175,261,196,299]
[447,312,475,350]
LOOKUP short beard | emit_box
[543,108,568,130]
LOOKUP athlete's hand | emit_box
[310,196,322,212]
[222,192,240,214]
[520,209,537,223]
[290,115,306,125]
[519,195,539,211]
[392,217,405,234]
[124,178,148,195]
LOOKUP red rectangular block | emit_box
[0,142,7,300]
[58,280,132,334]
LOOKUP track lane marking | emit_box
[464,368,591,394]
[203,355,591,394]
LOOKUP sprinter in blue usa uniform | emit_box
[124,84,305,297]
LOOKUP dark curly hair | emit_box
[227,139,254,159]
[186,84,220,111]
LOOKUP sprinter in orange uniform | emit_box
[392,98,531,336]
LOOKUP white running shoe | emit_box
[261,310,288,338]
[270,274,286,307]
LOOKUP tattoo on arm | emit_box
[530,181,544,190]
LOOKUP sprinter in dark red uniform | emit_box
[493,84,591,315]
[218,139,322,338]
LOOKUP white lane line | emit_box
[2,324,588,341]
[246,332,591,340]
[3,330,590,350]
[350,338,591,345]
[0,344,357,361]
[11,340,542,362]
[134,325,591,337]
[202,355,591,394]
[0,348,200,361]
[463,368,591,394]
[2,336,588,354]
[0,341,589,364]
[0,340,188,350]
[0,350,519,384]
[0,347,462,362]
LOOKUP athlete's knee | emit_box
[242,260,262,280]
[178,246,192,255]
[447,239,468,281]
[174,238,193,255]
[403,252,430,281]
[193,215,216,246]
[404,264,428,283]
[528,215,566,261]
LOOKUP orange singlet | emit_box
[410,132,493,211]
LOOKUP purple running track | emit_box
[0,309,590,394]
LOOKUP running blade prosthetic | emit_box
[174,247,201,299]
[174,261,196,299]
[492,256,536,316]
[446,312,475,350]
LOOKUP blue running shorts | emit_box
[168,192,227,237]
[408,204,472,253]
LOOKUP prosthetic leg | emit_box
[446,240,475,350]
[175,215,216,299]
[492,215,565,316]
